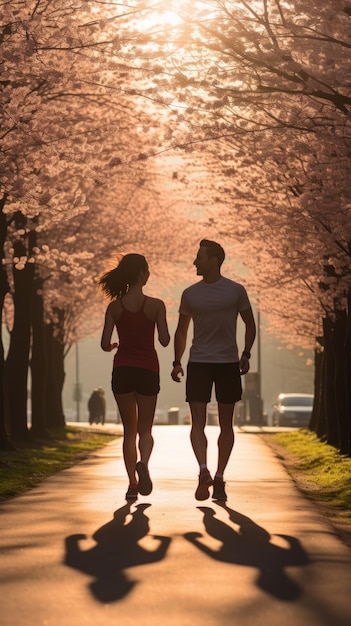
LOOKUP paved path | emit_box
[1,425,350,626]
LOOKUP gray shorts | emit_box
[186,362,242,404]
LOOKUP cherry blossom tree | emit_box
[2,0,351,454]
[0,0,177,443]
[118,0,351,451]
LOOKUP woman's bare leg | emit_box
[115,392,138,484]
[136,393,157,464]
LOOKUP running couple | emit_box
[100,240,256,502]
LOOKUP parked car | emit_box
[272,393,314,427]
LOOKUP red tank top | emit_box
[113,297,159,373]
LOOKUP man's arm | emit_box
[171,313,191,382]
[239,306,256,375]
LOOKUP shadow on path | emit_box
[184,503,309,602]
[64,503,171,603]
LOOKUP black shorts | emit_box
[186,362,242,404]
[112,366,160,396]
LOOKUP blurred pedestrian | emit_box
[171,239,256,502]
[100,254,170,501]
[88,387,106,425]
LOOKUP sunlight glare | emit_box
[138,0,192,30]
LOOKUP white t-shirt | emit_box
[179,276,251,363]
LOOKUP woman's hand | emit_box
[107,342,118,352]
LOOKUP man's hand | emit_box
[171,364,184,382]
[239,354,250,375]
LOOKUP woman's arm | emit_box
[100,304,118,352]
[156,300,170,347]
[171,313,191,382]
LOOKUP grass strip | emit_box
[0,426,118,501]
[263,429,351,545]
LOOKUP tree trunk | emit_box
[45,314,66,432]
[344,291,351,456]
[310,348,322,433]
[314,347,328,441]
[5,213,34,441]
[0,195,12,449]
[332,309,348,454]
[322,316,340,448]
[30,276,49,438]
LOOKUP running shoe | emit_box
[136,461,153,495]
[125,485,138,501]
[195,469,213,501]
[212,477,227,501]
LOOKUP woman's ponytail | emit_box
[99,253,148,300]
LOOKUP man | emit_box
[171,239,256,501]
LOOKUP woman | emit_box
[100,254,170,501]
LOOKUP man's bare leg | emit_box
[212,402,235,501]
[189,401,208,466]
[189,401,213,500]
[216,402,235,474]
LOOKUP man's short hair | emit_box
[200,239,225,267]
